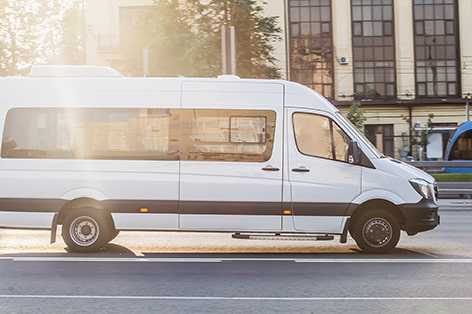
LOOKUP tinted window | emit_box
[293,113,349,162]
[2,108,276,163]
[2,108,179,160]
[180,109,276,162]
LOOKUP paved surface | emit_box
[0,206,468,256]
[0,210,471,313]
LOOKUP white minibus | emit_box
[0,66,439,253]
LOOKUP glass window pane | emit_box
[363,6,372,20]
[310,7,320,20]
[434,5,444,19]
[425,20,434,35]
[363,21,373,36]
[415,21,424,35]
[293,113,332,159]
[444,5,454,19]
[291,23,300,37]
[445,21,454,34]
[383,6,392,20]
[373,6,382,19]
[384,21,392,35]
[352,6,362,20]
[418,83,426,96]
[332,123,349,162]
[373,21,383,36]
[300,8,310,21]
[446,46,456,59]
[435,20,445,35]
[448,82,456,95]
[311,22,321,35]
[321,6,330,21]
[414,5,424,20]
[424,5,434,19]
[181,109,275,162]
[437,82,447,95]
[301,23,310,35]
[321,22,330,33]
[2,108,181,160]
[290,8,300,21]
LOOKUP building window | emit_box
[413,0,459,97]
[365,124,394,157]
[288,0,334,99]
[351,0,396,99]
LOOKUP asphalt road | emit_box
[0,210,471,313]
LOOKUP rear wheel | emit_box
[353,210,400,254]
[108,229,120,242]
[62,208,111,252]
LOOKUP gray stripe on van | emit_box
[0,198,349,217]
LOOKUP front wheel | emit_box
[62,208,111,252]
[353,210,400,254]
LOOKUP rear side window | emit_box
[180,109,276,162]
[293,112,350,162]
[1,108,276,162]
[1,108,180,160]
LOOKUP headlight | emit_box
[409,178,434,200]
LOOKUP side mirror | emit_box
[348,140,361,165]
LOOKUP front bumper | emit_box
[399,198,440,235]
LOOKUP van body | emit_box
[0,66,439,253]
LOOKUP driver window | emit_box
[293,113,350,162]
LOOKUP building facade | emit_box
[85,0,472,159]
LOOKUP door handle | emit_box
[292,166,310,172]
[262,165,280,171]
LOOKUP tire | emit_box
[108,229,120,242]
[62,208,111,252]
[353,210,400,254]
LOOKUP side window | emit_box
[293,112,350,162]
[1,108,180,160]
[180,109,276,162]
[450,130,472,160]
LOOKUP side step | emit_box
[232,233,334,241]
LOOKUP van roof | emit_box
[29,65,122,78]
[0,66,338,113]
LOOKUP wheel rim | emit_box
[362,217,392,248]
[69,216,99,246]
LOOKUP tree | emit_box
[53,0,85,65]
[346,101,367,133]
[120,0,282,78]
[0,0,80,76]
[411,113,435,152]
[402,113,435,160]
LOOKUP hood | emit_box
[373,157,435,183]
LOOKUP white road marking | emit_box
[0,295,471,301]
[2,256,472,263]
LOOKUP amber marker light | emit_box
[140,208,149,213]
[283,210,292,215]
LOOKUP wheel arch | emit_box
[57,198,113,227]
[349,199,405,232]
